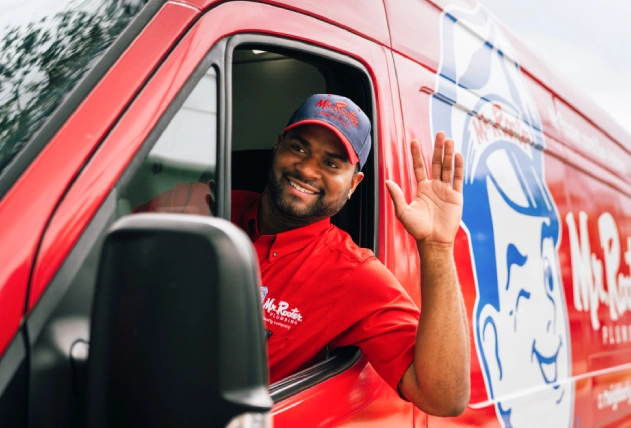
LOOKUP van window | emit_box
[230,45,375,248]
[228,43,375,397]
[0,0,148,176]
[119,66,218,217]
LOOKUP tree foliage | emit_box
[0,0,148,175]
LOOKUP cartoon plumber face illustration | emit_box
[431,6,573,428]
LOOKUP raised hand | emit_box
[385,132,464,248]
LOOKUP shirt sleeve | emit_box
[328,257,420,393]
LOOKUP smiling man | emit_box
[136,94,470,416]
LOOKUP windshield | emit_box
[0,0,148,176]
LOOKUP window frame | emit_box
[224,33,379,252]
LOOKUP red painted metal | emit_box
[181,0,391,47]
[272,356,411,427]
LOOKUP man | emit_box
[137,94,470,416]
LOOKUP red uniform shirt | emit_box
[232,190,419,390]
[136,184,419,391]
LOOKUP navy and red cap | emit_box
[284,94,372,169]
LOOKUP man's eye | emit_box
[325,160,339,168]
[291,145,305,153]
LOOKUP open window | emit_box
[227,36,377,250]
[226,36,378,399]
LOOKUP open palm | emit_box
[386,132,464,246]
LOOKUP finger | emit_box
[410,139,427,182]
[386,180,407,219]
[432,131,445,180]
[441,138,455,183]
[453,152,464,193]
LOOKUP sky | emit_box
[478,0,631,136]
[2,0,628,136]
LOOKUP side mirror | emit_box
[86,214,272,427]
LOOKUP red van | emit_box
[1,0,630,426]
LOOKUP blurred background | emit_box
[479,0,631,135]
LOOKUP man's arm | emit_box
[386,132,470,416]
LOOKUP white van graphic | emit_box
[431,6,573,427]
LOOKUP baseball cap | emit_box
[284,94,372,169]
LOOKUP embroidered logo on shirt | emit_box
[262,298,303,330]
[260,286,269,302]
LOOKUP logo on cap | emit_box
[284,94,372,169]
[314,99,360,129]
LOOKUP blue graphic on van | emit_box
[431,6,573,427]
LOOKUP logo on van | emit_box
[431,6,573,428]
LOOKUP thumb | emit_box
[386,180,407,219]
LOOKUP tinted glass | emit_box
[120,66,218,217]
[0,0,148,175]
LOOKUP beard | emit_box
[266,164,350,220]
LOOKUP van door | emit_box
[25,2,415,426]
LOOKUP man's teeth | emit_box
[290,180,315,194]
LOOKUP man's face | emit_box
[267,124,363,221]
[477,177,571,427]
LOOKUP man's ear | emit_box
[275,133,283,149]
[348,171,364,199]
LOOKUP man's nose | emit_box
[295,155,321,180]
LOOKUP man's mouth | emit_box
[531,338,562,384]
[287,177,318,195]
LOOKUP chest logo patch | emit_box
[262,298,303,329]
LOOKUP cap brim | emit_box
[284,120,360,165]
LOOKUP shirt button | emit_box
[272,252,277,257]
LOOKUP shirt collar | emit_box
[270,217,331,257]
[241,195,331,256]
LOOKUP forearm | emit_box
[406,242,470,415]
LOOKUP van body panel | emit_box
[271,356,413,427]
[1,0,631,426]
[183,0,391,47]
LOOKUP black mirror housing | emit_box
[87,214,272,428]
